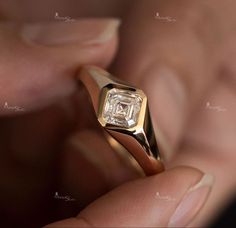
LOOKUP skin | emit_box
[0,0,235,227]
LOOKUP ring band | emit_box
[77,66,164,176]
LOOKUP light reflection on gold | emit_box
[105,132,145,177]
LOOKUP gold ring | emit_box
[77,66,164,176]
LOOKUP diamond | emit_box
[102,88,142,127]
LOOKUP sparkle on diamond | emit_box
[103,88,142,127]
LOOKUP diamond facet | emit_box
[102,88,142,127]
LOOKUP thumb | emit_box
[0,18,120,115]
[45,167,214,227]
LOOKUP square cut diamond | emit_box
[103,88,142,127]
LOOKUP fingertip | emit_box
[0,19,120,115]
[44,217,90,228]
[75,166,207,227]
[44,166,212,227]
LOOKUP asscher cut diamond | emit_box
[103,88,142,127]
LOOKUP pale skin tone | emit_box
[0,0,235,227]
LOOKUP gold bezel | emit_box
[97,83,147,134]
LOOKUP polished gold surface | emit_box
[77,65,164,175]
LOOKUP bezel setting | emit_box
[97,84,147,130]
[102,88,142,127]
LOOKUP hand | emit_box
[113,1,236,226]
[47,1,236,227]
[0,16,121,227]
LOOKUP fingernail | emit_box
[168,174,214,227]
[143,66,187,160]
[21,19,121,46]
